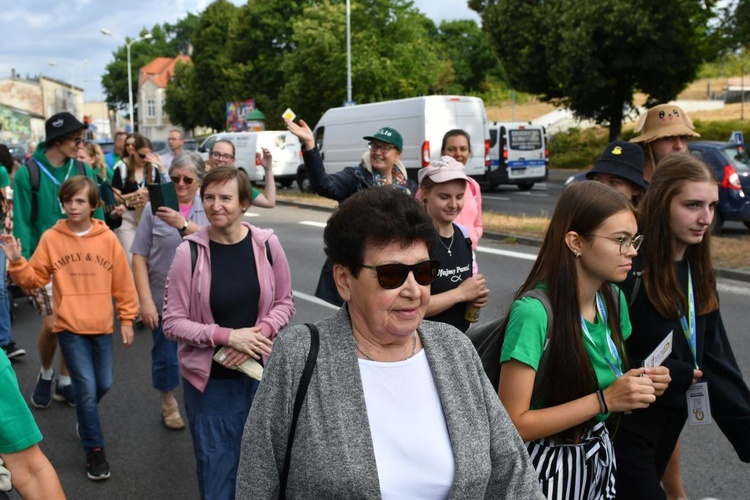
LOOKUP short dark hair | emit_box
[58,176,100,210]
[323,187,438,277]
[200,166,252,207]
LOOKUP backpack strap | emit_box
[520,288,553,402]
[266,242,274,267]
[280,323,319,499]
[24,158,41,224]
[189,240,198,276]
[74,159,86,176]
[628,272,642,309]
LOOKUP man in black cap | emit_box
[586,140,648,205]
[14,112,104,410]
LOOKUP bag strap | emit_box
[189,240,198,276]
[24,158,40,224]
[521,288,553,401]
[280,323,319,499]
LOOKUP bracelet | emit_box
[596,389,609,415]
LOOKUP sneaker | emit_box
[1,342,25,359]
[53,382,76,407]
[86,448,110,481]
[31,373,53,408]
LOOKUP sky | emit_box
[2,0,481,103]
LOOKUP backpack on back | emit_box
[468,285,621,394]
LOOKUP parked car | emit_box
[688,141,750,231]
[487,122,549,191]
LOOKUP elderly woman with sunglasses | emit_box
[236,187,543,500]
[131,152,209,431]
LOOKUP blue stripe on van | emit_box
[508,160,547,168]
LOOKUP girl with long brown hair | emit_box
[499,181,670,499]
[613,153,750,498]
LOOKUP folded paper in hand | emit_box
[213,347,263,381]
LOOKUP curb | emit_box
[277,199,750,284]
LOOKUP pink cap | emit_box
[418,156,468,185]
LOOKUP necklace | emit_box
[354,330,418,362]
[440,230,455,256]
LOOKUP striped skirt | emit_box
[527,421,616,499]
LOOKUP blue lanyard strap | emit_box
[38,160,74,187]
[679,264,699,370]
[580,292,624,377]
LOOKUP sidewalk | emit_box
[277,198,750,284]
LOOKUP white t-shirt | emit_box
[358,349,455,500]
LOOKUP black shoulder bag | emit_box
[279,323,319,499]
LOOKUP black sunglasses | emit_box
[170,175,195,185]
[361,260,439,289]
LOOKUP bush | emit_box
[548,127,609,169]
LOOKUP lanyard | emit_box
[38,159,74,187]
[580,292,624,377]
[679,265,699,370]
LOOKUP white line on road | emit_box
[300,221,327,228]
[482,195,511,201]
[476,246,537,261]
[293,290,339,310]
[718,282,750,297]
[242,213,260,218]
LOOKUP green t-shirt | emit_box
[251,186,260,201]
[0,351,43,453]
[500,287,631,421]
[0,166,9,189]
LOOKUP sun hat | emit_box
[44,112,87,146]
[630,104,700,144]
[587,141,648,190]
[418,155,468,185]
[363,127,403,151]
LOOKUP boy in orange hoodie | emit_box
[0,176,138,482]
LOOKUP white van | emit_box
[299,95,489,190]
[198,131,301,186]
[487,121,548,190]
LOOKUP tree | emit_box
[278,0,443,126]
[435,19,504,93]
[189,0,240,131]
[475,0,718,140]
[164,61,198,133]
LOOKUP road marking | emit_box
[300,221,327,228]
[718,282,750,297]
[477,246,537,261]
[482,195,511,201]
[293,290,339,310]
[242,213,259,218]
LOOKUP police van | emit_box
[487,121,548,190]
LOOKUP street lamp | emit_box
[100,28,152,132]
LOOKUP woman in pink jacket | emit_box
[442,129,483,250]
[162,166,294,499]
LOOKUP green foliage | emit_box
[481,0,718,140]
[434,19,504,93]
[548,127,609,169]
[164,62,198,132]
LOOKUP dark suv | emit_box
[688,141,750,231]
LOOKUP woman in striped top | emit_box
[498,181,671,499]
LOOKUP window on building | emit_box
[147,99,156,118]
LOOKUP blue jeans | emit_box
[151,319,180,393]
[183,376,258,500]
[0,248,12,347]
[56,332,113,452]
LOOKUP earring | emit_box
[574,250,581,257]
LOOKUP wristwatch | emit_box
[179,219,189,233]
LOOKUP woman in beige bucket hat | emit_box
[630,104,700,182]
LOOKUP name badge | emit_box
[687,382,712,426]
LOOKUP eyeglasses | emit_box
[68,137,83,145]
[368,143,395,153]
[361,260,439,289]
[211,151,234,161]
[170,175,196,185]
[589,234,644,255]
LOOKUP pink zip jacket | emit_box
[162,222,295,392]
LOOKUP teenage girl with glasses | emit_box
[498,181,670,499]
[613,153,750,498]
